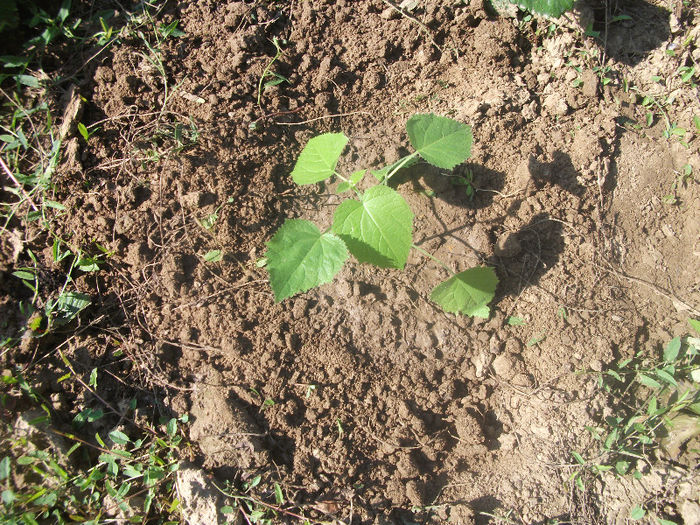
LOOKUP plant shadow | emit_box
[490,211,565,302]
[586,0,670,67]
[390,161,506,210]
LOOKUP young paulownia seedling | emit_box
[265,113,498,317]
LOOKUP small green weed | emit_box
[0,370,188,524]
[257,37,289,108]
[571,320,700,504]
[265,113,499,317]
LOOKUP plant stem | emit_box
[384,152,418,183]
[335,171,362,198]
[412,243,454,274]
[333,170,350,183]
[257,38,283,108]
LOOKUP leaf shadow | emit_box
[336,234,397,269]
[585,0,670,67]
[489,211,565,303]
[388,161,506,210]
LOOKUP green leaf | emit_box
[1,489,15,505]
[18,74,39,88]
[274,482,284,505]
[655,369,677,387]
[53,292,90,325]
[166,418,177,437]
[332,186,413,269]
[519,0,574,17]
[637,374,662,389]
[144,466,165,486]
[430,267,498,317]
[571,451,585,465]
[629,505,646,520]
[664,337,681,362]
[507,316,525,326]
[203,250,222,262]
[337,169,365,193]
[44,199,66,210]
[109,430,130,445]
[406,113,472,170]
[89,368,97,387]
[689,318,700,335]
[0,457,10,480]
[12,270,35,281]
[615,460,630,475]
[220,505,234,514]
[291,133,348,185]
[77,122,89,141]
[266,219,348,302]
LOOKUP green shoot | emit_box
[265,113,498,317]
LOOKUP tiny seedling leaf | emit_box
[337,169,365,193]
[291,132,348,185]
[0,457,10,480]
[571,451,585,465]
[689,318,700,335]
[274,482,284,504]
[203,250,223,262]
[332,185,413,268]
[507,316,525,326]
[637,373,662,389]
[406,113,472,170]
[109,430,130,445]
[266,219,348,302]
[629,505,646,520]
[430,267,498,317]
[664,337,681,362]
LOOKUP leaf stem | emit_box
[333,170,350,183]
[384,152,418,183]
[335,171,362,198]
[412,243,454,274]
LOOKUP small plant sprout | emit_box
[257,37,289,107]
[265,113,499,317]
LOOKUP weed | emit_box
[449,167,476,199]
[0,369,188,524]
[215,475,327,524]
[571,321,700,505]
[265,113,498,317]
[257,37,289,108]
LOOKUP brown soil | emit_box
[2,0,700,523]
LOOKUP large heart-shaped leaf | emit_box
[291,133,348,185]
[266,219,348,301]
[431,267,498,317]
[332,186,413,269]
[406,114,472,170]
